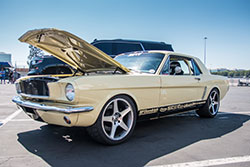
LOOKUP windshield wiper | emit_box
[128,68,142,73]
[113,67,126,74]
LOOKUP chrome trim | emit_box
[20,93,49,99]
[12,96,94,114]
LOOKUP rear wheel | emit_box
[87,95,137,145]
[196,89,220,118]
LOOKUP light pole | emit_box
[204,37,207,66]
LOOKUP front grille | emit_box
[18,77,58,96]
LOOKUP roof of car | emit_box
[91,39,169,45]
[148,50,195,59]
[91,39,174,52]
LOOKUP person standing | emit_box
[13,69,18,83]
[0,69,2,84]
[0,68,6,84]
[9,70,14,84]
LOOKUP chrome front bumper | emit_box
[12,96,94,114]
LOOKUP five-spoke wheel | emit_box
[208,90,219,115]
[196,89,220,118]
[87,95,136,145]
[101,98,134,141]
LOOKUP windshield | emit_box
[114,52,165,74]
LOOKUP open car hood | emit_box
[19,28,130,73]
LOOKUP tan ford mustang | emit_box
[13,28,229,145]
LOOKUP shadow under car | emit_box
[17,112,250,167]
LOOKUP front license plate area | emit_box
[26,111,39,120]
[21,106,44,122]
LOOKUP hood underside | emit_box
[19,28,130,73]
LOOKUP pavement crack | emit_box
[0,155,30,165]
[0,157,12,166]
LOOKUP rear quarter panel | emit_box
[193,57,229,100]
[201,74,229,100]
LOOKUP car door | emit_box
[159,55,204,107]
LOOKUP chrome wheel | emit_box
[101,98,134,141]
[196,88,220,118]
[209,90,219,115]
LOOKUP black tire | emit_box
[87,95,137,145]
[196,89,220,118]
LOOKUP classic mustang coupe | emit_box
[13,28,229,145]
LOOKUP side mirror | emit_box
[174,66,182,75]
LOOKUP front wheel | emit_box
[87,95,137,145]
[196,89,220,118]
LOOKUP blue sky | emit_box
[0,0,250,69]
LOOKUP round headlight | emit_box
[65,83,75,101]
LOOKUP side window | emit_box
[42,66,72,75]
[142,43,173,51]
[168,55,194,75]
[191,59,202,75]
[93,43,113,55]
[178,60,191,75]
[113,43,143,55]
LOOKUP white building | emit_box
[0,52,12,63]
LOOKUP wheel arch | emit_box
[211,86,220,95]
[205,85,221,100]
[109,93,139,114]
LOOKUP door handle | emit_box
[195,77,201,81]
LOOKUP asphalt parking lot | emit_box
[0,84,250,167]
